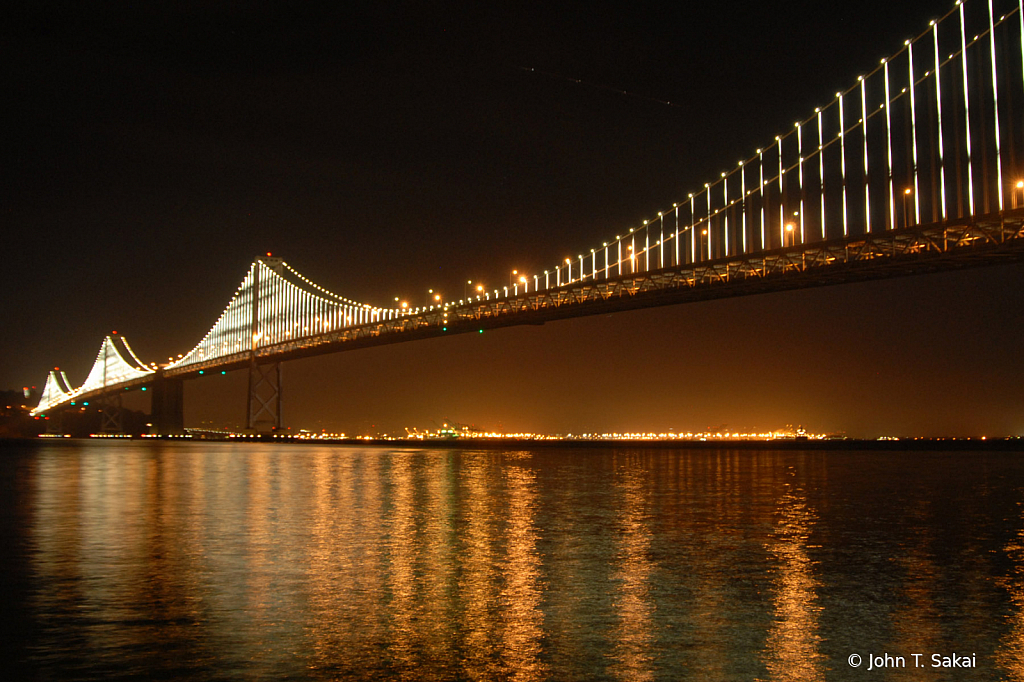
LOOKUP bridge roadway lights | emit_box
[150,376,185,436]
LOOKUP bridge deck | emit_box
[51,211,1024,409]
[159,211,1024,379]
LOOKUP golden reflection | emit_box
[759,478,824,682]
[998,498,1024,679]
[188,445,278,671]
[246,448,272,623]
[385,453,420,673]
[499,458,547,681]
[77,449,155,643]
[164,444,207,636]
[31,449,85,620]
[672,449,734,678]
[460,453,499,679]
[698,450,779,677]
[358,451,386,650]
[32,445,203,661]
[609,455,655,682]
[889,500,945,676]
[305,448,350,670]
[422,453,456,666]
[305,449,391,675]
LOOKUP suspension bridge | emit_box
[30,0,1024,434]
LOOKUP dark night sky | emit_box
[3,0,1022,437]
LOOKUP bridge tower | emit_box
[246,255,283,433]
[96,348,123,435]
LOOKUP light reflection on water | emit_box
[758,470,824,681]
[8,441,1024,680]
[889,499,947,679]
[999,499,1024,681]
[609,453,655,682]
[500,458,546,681]
[461,452,498,679]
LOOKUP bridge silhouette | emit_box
[31,0,1024,434]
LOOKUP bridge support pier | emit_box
[97,392,124,434]
[150,376,184,435]
[246,360,281,433]
[44,410,66,436]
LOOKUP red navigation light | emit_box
[266,252,272,257]
[112,330,117,334]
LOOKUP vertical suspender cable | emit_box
[861,77,872,233]
[884,59,896,230]
[1020,0,1024,190]
[271,275,277,342]
[741,162,748,252]
[960,0,976,216]
[759,150,766,248]
[908,40,922,224]
[706,186,712,259]
[722,176,730,256]
[644,228,649,272]
[988,0,1004,210]
[659,216,664,268]
[840,94,849,235]
[934,21,948,220]
[794,122,802,241]
[818,109,826,238]
[797,122,805,242]
[778,137,785,244]
[690,194,696,262]
[674,206,680,266]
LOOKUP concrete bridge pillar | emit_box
[150,376,184,435]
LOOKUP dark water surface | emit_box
[2,440,1023,680]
